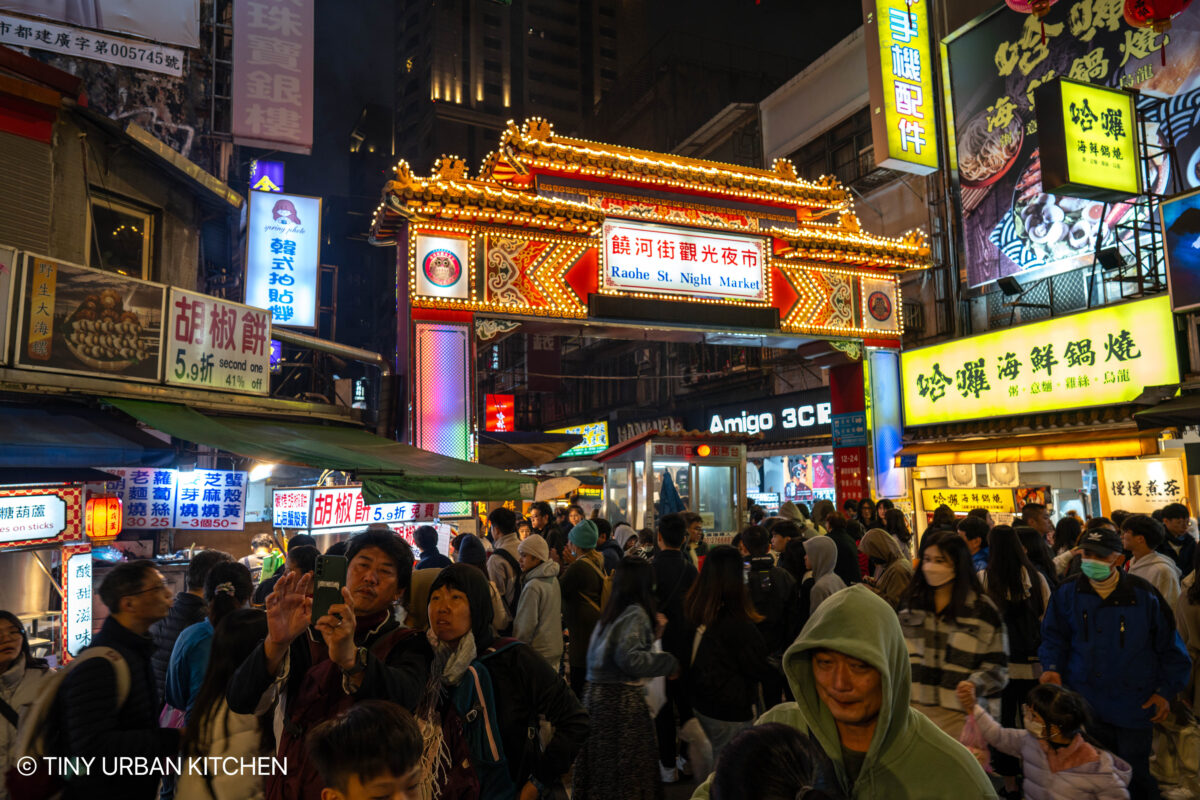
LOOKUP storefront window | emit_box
[695,464,736,533]
[605,462,644,525]
[88,195,153,279]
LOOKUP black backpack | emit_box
[489,548,522,631]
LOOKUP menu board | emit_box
[105,468,247,530]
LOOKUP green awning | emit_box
[105,398,534,503]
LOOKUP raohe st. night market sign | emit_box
[901,295,1177,425]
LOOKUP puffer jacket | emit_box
[585,605,677,684]
[177,698,271,800]
[969,706,1130,799]
[150,591,206,699]
[1041,571,1191,729]
[512,559,563,668]
[0,659,52,800]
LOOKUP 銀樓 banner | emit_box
[602,220,766,302]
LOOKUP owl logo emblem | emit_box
[422,249,462,288]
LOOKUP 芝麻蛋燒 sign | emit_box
[920,487,1016,514]
[900,295,1178,426]
[602,221,766,302]
[244,190,321,328]
[105,469,249,530]
[166,289,270,395]
[863,0,938,175]
[1036,78,1140,202]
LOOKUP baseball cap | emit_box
[1077,528,1122,557]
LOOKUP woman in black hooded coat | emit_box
[418,564,589,799]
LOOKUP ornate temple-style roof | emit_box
[479,118,850,212]
[369,121,931,273]
[370,155,605,245]
[770,211,931,272]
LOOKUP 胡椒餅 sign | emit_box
[272,486,438,530]
[863,0,939,175]
[1036,78,1140,202]
[697,387,833,444]
[602,220,766,302]
[166,289,271,395]
[901,295,1178,426]
[244,190,321,328]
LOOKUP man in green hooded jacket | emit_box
[691,584,995,799]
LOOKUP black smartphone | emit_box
[311,555,348,624]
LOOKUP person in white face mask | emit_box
[897,531,1009,740]
[957,680,1131,799]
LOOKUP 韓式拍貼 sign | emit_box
[602,220,766,302]
[901,295,1178,426]
[244,190,321,328]
[166,289,270,395]
[864,0,938,175]
[921,487,1016,514]
[1099,457,1187,515]
[547,421,609,458]
[1036,78,1140,202]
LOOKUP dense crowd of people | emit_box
[2,496,1199,799]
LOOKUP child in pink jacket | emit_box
[957,682,1131,799]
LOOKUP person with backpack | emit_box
[165,561,254,719]
[560,518,608,698]
[226,529,433,800]
[741,525,797,709]
[511,534,563,669]
[651,512,700,784]
[0,611,52,800]
[684,545,772,766]
[573,557,680,800]
[978,525,1051,799]
[419,564,588,799]
[486,508,522,634]
[177,608,273,800]
[150,548,231,701]
[54,560,181,799]
[455,533,510,635]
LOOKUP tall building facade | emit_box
[394,0,622,172]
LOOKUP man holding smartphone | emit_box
[227,528,432,800]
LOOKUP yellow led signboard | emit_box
[900,295,1177,426]
[1035,78,1141,202]
[864,0,939,175]
[920,487,1015,514]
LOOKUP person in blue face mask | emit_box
[1039,526,1191,800]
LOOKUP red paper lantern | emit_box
[86,495,122,543]
[1125,0,1192,65]
[1006,0,1060,42]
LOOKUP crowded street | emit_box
[4,0,1200,798]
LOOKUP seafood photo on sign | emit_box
[16,257,164,381]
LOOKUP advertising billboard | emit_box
[0,0,199,47]
[942,2,1200,288]
[244,190,321,328]
[901,295,1178,425]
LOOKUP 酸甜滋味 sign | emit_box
[602,220,766,302]
[900,295,1178,426]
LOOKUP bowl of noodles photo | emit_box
[959,110,1023,189]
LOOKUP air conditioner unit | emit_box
[945,464,977,488]
[987,462,1020,488]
